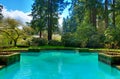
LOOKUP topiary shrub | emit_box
[48,40,63,46]
[31,38,47,46]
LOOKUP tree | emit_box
[75,23,98,47]
[0,18,30,46]
[31,0,67,40]
[31,0,47,38]
[112,0,115,27]
[62,18,68,34]
[0,5,3,20]
[1,18,21,46]
[115,0,120,27]
[104,0,109,28]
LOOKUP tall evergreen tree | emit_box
[0,5,3,20]
[31,0,47,38]
[31,0,66,40]
[112,0,115,27]
[104,0,108,28]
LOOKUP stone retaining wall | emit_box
[98,53,120,65]
[0,53,20,66]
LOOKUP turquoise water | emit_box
[0,50,120,79]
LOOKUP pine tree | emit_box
[0,5,3,20]
[31,0,66,40]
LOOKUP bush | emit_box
[17,45,30,48]
[31,38,47,46]
[48,40,63,46]
[61,33,81,47]
[64,39,81,47]
[86,34,104,48]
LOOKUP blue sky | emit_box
[0,0,34,12]
[0,0,71,25]
[0,0,70,14]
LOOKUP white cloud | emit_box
[2,8,32,25]
[1,7,63,27]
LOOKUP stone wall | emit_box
[98,53,120,65]
[0,53,20,66]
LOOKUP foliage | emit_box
[61,0,120,48]
[48,40,62,46]
[61,33,81,47]
[104,26,120,48]
[31,38,48,46]
[75,23,105,48]
[16,45,29,48]
[0,18,21,46]
[31,0,68,40]
[0,5,3,20]
[75,23,95,47]
[0,17,33,47]
[52,34,61,41]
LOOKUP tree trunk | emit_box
[112,0,115,27]
[0,5,3,20]
[39,31,42,38]
[48,0,52,41]
[105,0,108,28]
[90,9,92,24]
[89,1,96,28]
[92,7,97,28]
[14,40,17,46]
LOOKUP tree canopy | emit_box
[31,0,68,40]
[62,0,120,48]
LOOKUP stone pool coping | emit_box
[98,52,120,66]
[0,53,20,66]
[1,47,120,53]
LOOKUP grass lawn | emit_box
[1,45,120,53]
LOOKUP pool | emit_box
[0,50,120,79]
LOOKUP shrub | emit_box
[61,33,81,47]
[48,40,63,46]
[64,39,81,47]
[104,26,120,48]
[86,35,104,48]
[18,39,31,46]
[31,38,47,46]
[17,45,30,48]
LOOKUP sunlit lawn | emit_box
[2,45,120,53]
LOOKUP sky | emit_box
[0,0,33,25]
[0,0,33,12]
[0,0,70,25]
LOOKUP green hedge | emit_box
[48,40,63,46]
[61,33,81,47]
[31,38,47,46]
